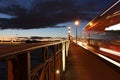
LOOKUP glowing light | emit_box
[68,26,71,29]
[89,22,93,26]
[68,30,71,33]
[105,23,120,31]
[100,47,120,56]
[74,20,79,26]
[56,70,60,74]
[68,26,71,34]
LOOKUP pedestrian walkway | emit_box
[62,42,120,80]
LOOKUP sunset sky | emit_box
[0,0,117,40]
[0,20,88,40]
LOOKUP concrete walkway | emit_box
[62,42,120,80]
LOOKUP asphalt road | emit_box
[63,42,120,80]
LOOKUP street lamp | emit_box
[68,26,71,40]
[88,22,93,45]
[74,20,79,44]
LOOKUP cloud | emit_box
[0,13,16,19]
[0,0,118,29]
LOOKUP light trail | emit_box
[100,47,120,56]
[77,41,120,68]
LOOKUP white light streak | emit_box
[77,41,120,67]
[100,0,120,16]
[78,42,88,49]
[98,54,120,68]
[100,47,120,56]
[105,23,120,30]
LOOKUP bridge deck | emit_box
[63,42,120,80]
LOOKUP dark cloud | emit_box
[0,0,118,29]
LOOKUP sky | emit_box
[0,0,118,40]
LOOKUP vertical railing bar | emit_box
[54,45,56,80]
[8,59,14,80]
[27,51,31,80]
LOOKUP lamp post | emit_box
[88,22,92,45]
[68,26,71,40]
[74,20,79,44]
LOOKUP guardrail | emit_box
[0,40,70,80]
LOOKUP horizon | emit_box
[0,20,88,40]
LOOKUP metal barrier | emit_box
[0,40,70,80]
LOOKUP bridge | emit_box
[0,40,120,80]
[0,1,120,80]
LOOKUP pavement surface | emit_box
[62,42,120,80]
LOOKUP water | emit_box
[0,61,7,80]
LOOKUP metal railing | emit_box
[0,40,70,80]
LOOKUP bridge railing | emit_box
[0,40,70,80]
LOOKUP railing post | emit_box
[8,52,31,80]
[8,60,14,80]
[66,41,70,57]
[54,45,56,80]
[62,42,66,72]
[27,52,31,80]
[54,43,62,80]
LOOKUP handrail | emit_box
[0,40,70,80]
[0,40,68,60]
